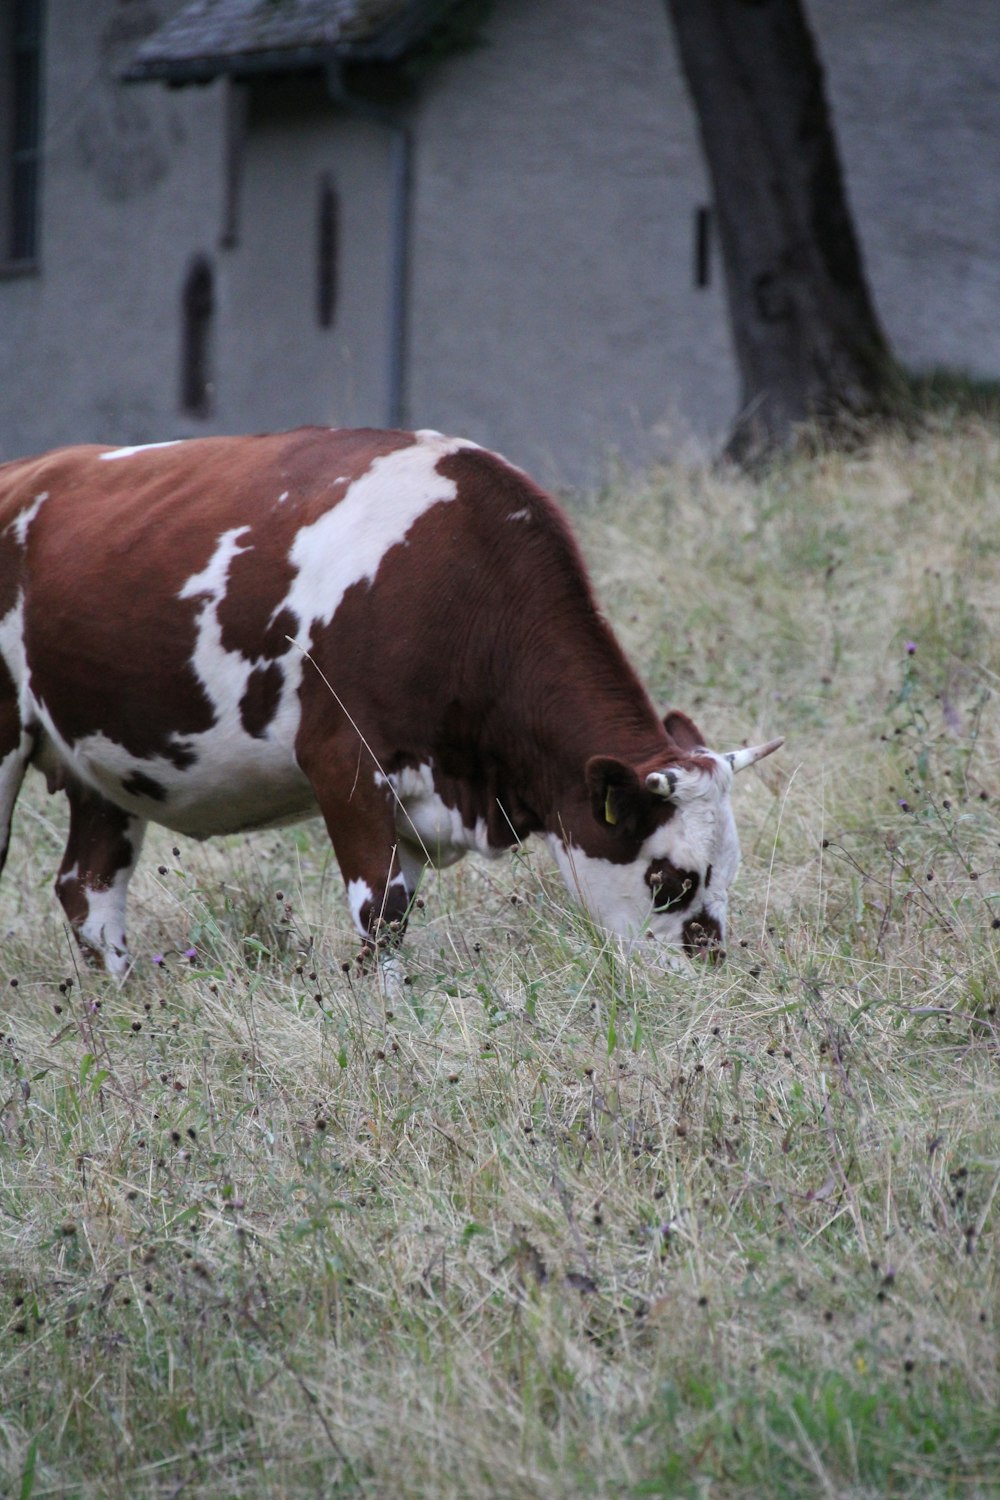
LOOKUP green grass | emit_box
[2,413,1000,1497]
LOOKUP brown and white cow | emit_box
[0,427,780,978]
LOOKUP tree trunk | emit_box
[666,0,892,463]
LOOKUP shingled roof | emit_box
[123,0,454,83]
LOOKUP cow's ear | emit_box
[586,756,643,834]
[663,709,706,753]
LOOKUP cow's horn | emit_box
[645,769,678,798]
[724,738,784,773]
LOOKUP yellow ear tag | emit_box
[605,790,618,825]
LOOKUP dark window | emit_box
[180,256,214,417]
[694,204,712,289]
[1,0,43,268]
[317,173,339,329]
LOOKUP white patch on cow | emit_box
[179,526,252,604]
[20,681,317,836]
[284,434,474,639]
[5,491,48,547]
[347,877,374,936]
[99,441,184,461]
[278,491,289,504]
[384,761,498,868]
[546,763,742,962]
[179,526,257,708]
[61,858,136,978]
[546,836,654,950]
[507,508,531,522]
[0,596,27,707]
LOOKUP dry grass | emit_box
[2,415,1000,1497]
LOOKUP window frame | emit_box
[0,0,44,275]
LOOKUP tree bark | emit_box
[666,0,892,463]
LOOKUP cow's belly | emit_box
[33,720,318,838]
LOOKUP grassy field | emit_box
[2,417,999,1498]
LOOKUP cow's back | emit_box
[0,427,600,837]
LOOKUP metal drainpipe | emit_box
[326,63,413,430]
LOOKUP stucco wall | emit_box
[0,0,225,460]
[408,0,738,485]
[807,0,1000,382]
[2,0,999,484]
[217,79,395,434]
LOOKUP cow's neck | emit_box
[439,617,668,849]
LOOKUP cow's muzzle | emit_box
[682,914,725,964]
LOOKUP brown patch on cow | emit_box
[645,857,700,913]
[217,556,298,662]
[166,741,198,771]
[261,606,298,660]
[0,663,25,874]
[0,526,22,623]
[682,912,724,960]
[121,769,167,802]
[239,662,284,739]
[0,453,58,622]
[0,653,20,752]
[1,430,415,769]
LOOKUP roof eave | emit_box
[122,45,337,85]
[121,0,461,87]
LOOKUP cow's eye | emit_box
[645,858,699,913]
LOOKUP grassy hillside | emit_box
[2,418,999,1498]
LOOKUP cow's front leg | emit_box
[299,742,423,970]
[57,782,146,978]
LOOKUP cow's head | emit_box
[548,712,782,966]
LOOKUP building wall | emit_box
[0,0,226,460]
[807,0,1000,383]
[217,77,395,434]
[407,0,737,485]
[2,0,999,484]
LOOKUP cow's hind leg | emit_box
[0,693,31,881]
[57,782,147,977]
